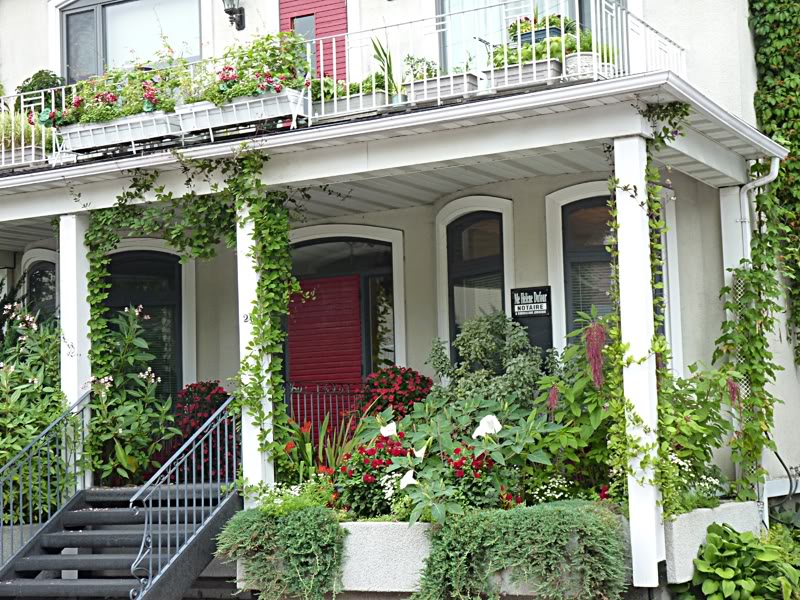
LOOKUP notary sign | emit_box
[511,287,551,318]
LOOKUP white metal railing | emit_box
[0,0,684,172]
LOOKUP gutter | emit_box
[739,156,781,258]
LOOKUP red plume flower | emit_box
[727,378,740,407]
[547,385,559,415]
[584,322,606,389]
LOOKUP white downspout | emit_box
[739,156,781,258]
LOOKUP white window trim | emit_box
[109,238,197,386]
[20,248,60,307]
[435,196,515,345]
[546,182,683,372]
[289,224,407,367]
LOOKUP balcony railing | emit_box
[0,0,684,173]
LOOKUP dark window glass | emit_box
[65,10,99,83]
[563,197,613,335]
[28,261,57,321]
[107,251,181,400]
[292,14,316,74]
[447,211,504,342]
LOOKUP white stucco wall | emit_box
[0,0,50,96]
[643,0,758,125]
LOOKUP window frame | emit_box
[60,0,202,82]
[436,196,515,351]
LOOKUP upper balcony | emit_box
[0,0,684,175]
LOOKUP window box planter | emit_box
[176,89,308,134]
[664,501,760,584]
[512,26,563,45]
[312,91,390,117]
[403,73,480,102]
[483,60,562,88]
[59,111,182,153]
[0,147,46,169]
[564,53,618,80]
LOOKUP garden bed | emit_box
[664,501,761,584]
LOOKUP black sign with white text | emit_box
[511,286,552,351]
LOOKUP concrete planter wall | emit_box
[177,89,307,134]
[59,111,181,152]
[664,501,761,584]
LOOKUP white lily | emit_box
[472,414,503,439]
[399,470,418,489]
[380,422,397,438]
[413,446,426,459]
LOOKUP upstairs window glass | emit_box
[63,0,201,83]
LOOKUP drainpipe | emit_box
[739,156,781,258]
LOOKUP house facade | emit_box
[0,0,795,598]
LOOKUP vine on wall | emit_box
[82,150,302,478]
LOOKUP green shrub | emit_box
[414,500,628,600]
[216,504,345,600]
[673,523,800,600]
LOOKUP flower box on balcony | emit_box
[59,111,182,153]
[484,60,562,88]
[513,26,563,45]
[664,501,760,584]
[176,89,307,134]
[404,73,480,103]
[312,91,390,117]
[564,53,618,80]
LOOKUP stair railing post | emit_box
[59,214,93,492]
[235,209,275,504]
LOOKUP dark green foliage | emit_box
[216,506,345,600]
[16,70,65,95]
[414,500,628,600]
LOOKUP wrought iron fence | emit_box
[0,392,90,567]
[128,395,239,599]
[286,382,366,442]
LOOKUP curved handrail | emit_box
[129,395,240,599]
[0,391,90,478]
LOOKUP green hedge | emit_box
[414,500,629,600]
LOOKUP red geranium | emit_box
[365,366,432,417]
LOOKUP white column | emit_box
[614,135,661,587]
[236,212,275,500]
[719,186,747,287]
[59,214,92,490]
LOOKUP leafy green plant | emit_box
[83,306,180,483]
[414,500,628,600]
[371,38,399,95]
[217,478,344,600]
[673,523,800,600]
[403,55,439,81]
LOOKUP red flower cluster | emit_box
[142,80,158,106]
[94,91,118,104]
[446,445,495,480]
[338,435,410,485]
[72,95,84,109]
[365,366,432,417]
[218,65,238,82]
[255,71,287,93]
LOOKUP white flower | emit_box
[399,470,417,489]
[472,414,503,439]
[413,446,426,459]
[379,422,397,438]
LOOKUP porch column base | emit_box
[236,211,275,502]
[614,135,663,587]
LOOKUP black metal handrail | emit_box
[129,395,240,599]
[0,391,91,568]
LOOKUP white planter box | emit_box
[312,92,390,117]
[404,73,480,102]
[0,146,46,169]
[483,60,562,88]
[177,89,307,134]
[564,53,619,81]
[59,111,181,152]
[664,501,760,584]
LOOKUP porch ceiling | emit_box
[0,217,54,252]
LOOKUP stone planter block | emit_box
[59,111,181,152]
[664,501,760,584]
[403,73,480,102]
[483,60,562,88]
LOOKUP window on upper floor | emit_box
[62,0,202,83]
[292,14,317,72]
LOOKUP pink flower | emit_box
[547,385,559,414]
[727,378,740,407]
[584,322,606,389]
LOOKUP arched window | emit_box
[562,197,613,335]
[107,251,182,399]
[27,261,57,321]
[446,211,505,342]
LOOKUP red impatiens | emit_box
[365,366,433,417]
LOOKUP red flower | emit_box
[584,322,606,389]
[455,469,465,478]
[599,485,610,500]
[515,496,523,504]
[371,459,383,468]
[547,385,559,414]
[454,448,462,455]
[363,474,376,484]
[284,441,295,453]
[366,447,377,457]
[300,421,312,434]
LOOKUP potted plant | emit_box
[507,13,575,45]
[401,54,480,103]
[309,75,392,117]
[176,31,311,134]
[485,38,565,87]
[561,30,618,80]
